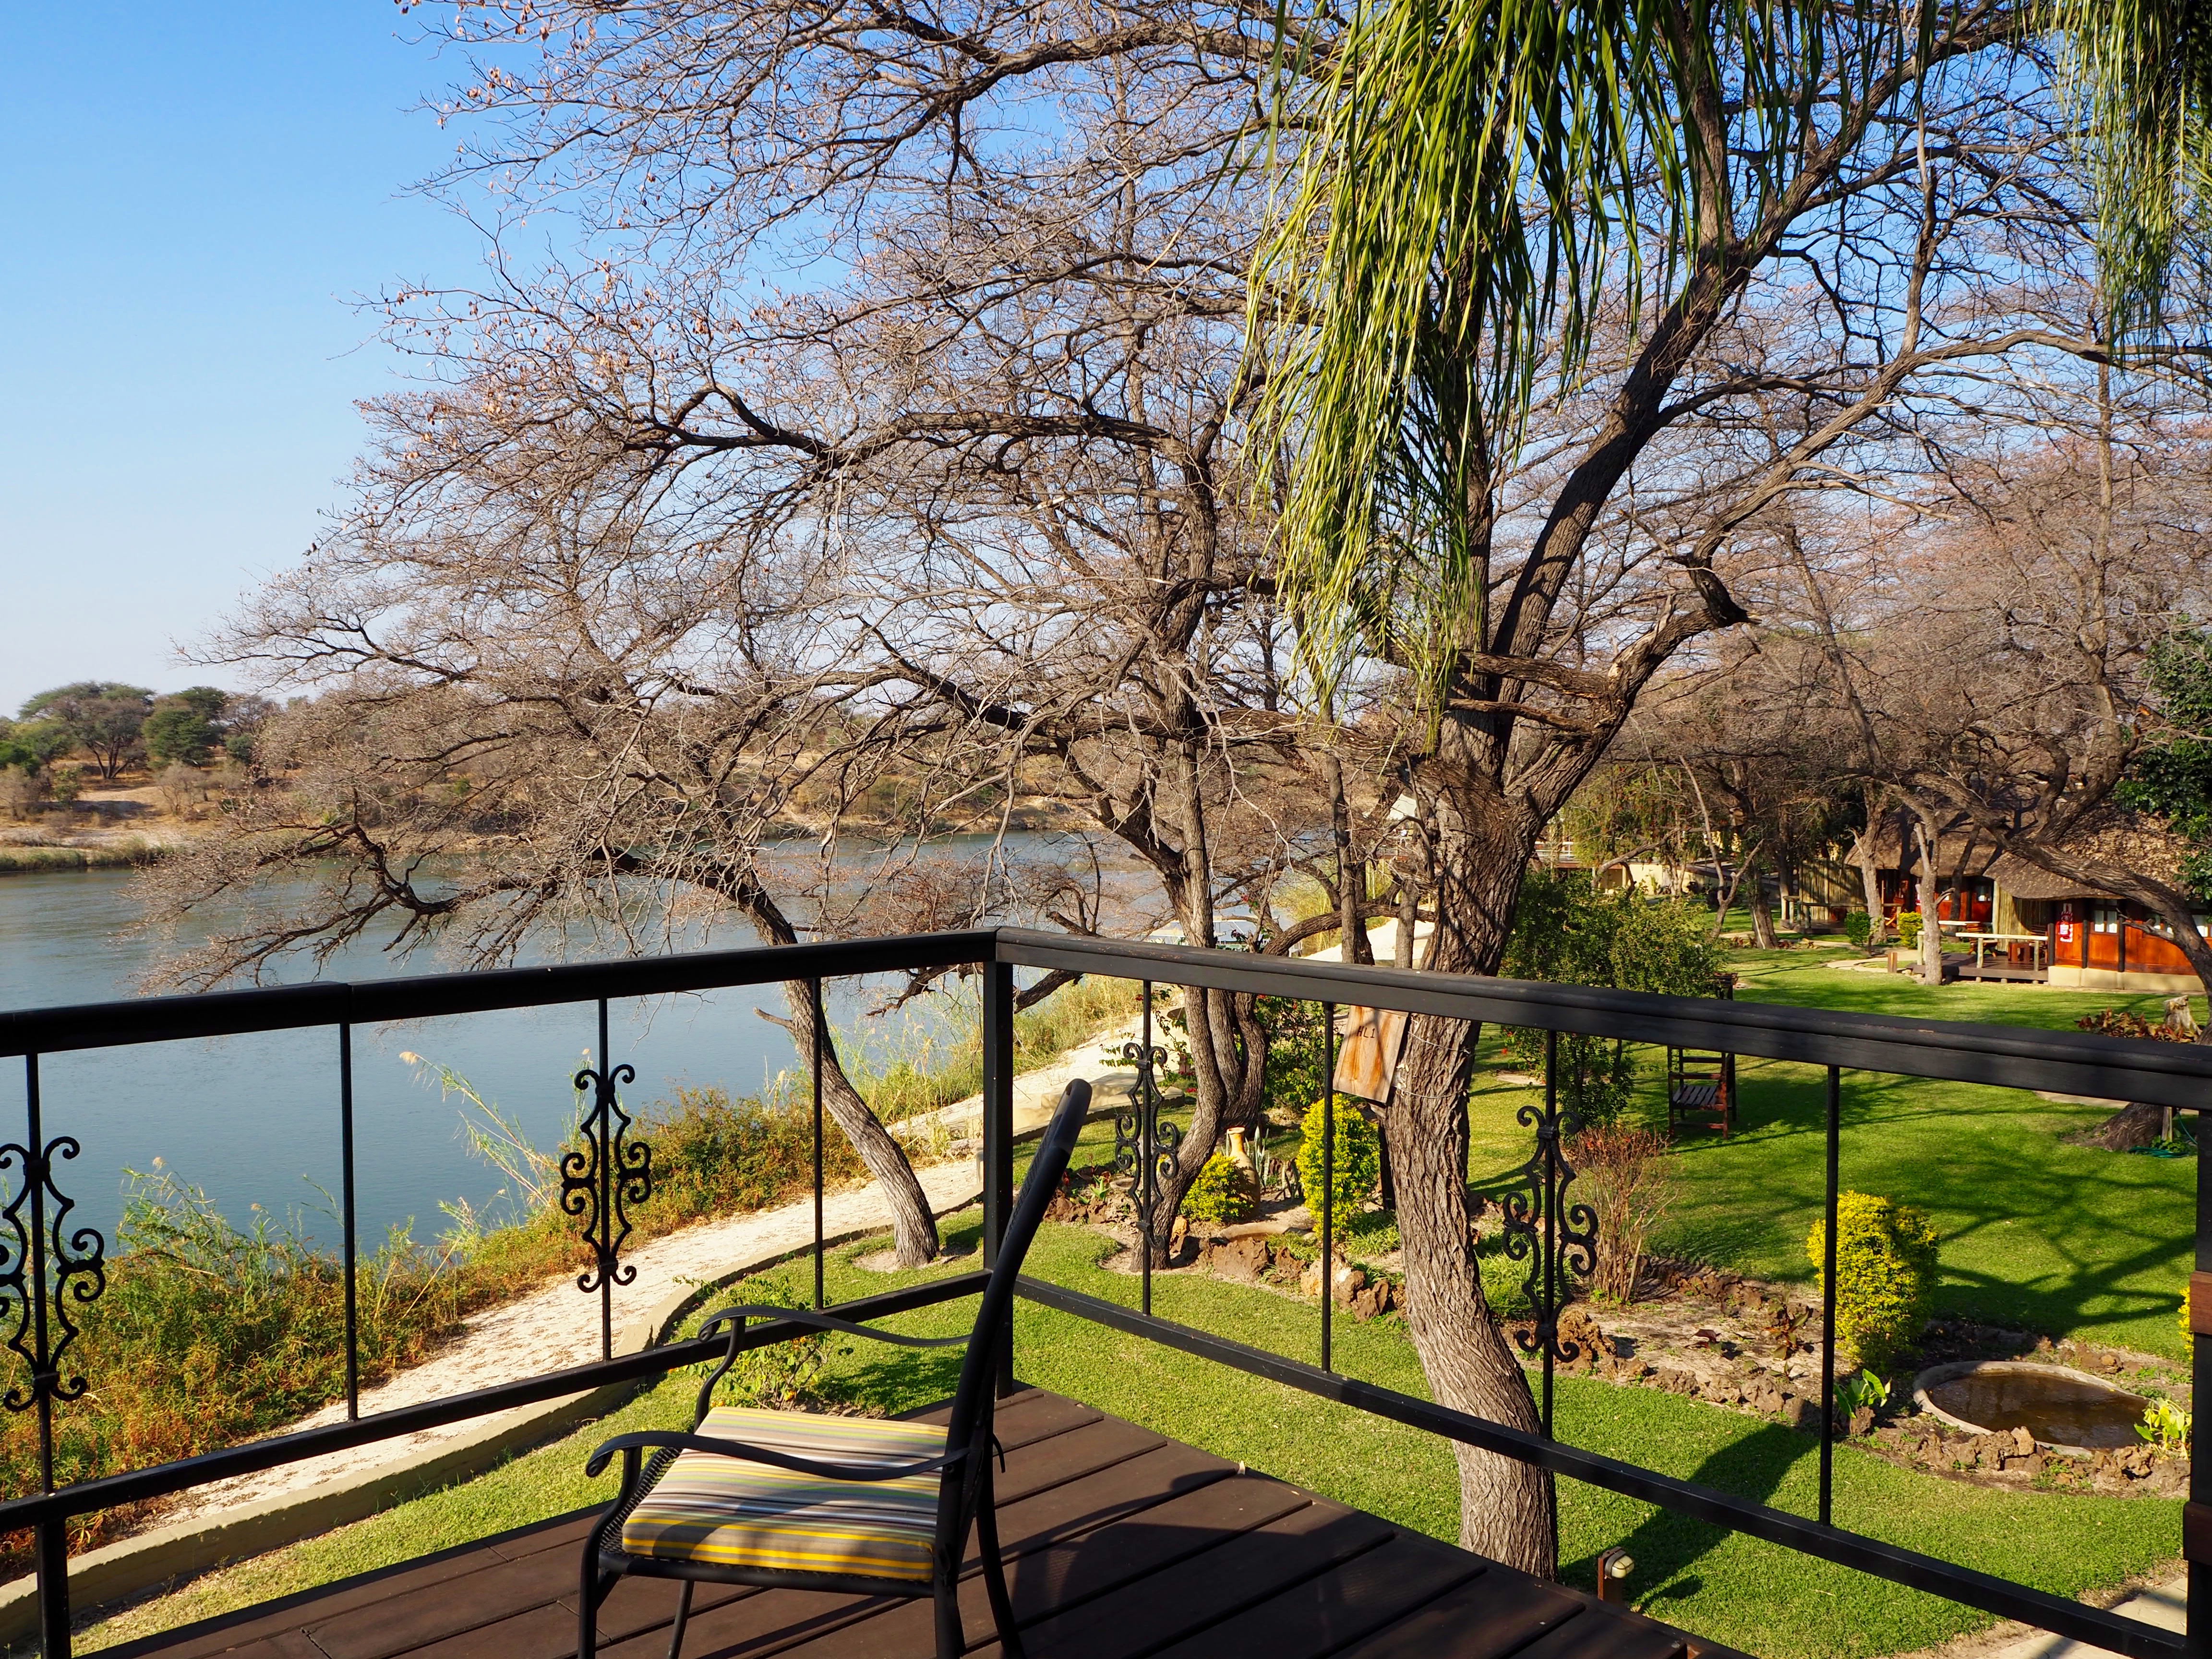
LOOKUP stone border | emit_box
[0,1192,984,1645]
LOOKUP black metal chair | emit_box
[577,1078,1093,1659]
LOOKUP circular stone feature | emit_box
[1912,1360,2150,1455]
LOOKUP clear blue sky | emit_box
[0,7,482,716]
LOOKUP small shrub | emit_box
[1835,1369,1891,1425]
[2138,1395,2191,1454]
[643,1084,867,1219]
[1295,1099,1381,1219]
[1807,1193,1939,1371]
[1844,910,1872,949]
[1181,1153,1258,1226]
[1500,869,1725,1124]
[1567,1123,1676,1304]
[1894,910,1923,951]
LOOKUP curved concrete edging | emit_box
[0,1192,986,1646]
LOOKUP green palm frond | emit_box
[1244,0,1924,714]
[2045,0,2212,343]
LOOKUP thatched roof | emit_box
[1858,826,1997,876]
[1983,855,2102,901]
[1985,815,2190,903]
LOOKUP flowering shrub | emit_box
[1807,1193,1939,1370]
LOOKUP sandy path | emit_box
[163,1021,1139,1528]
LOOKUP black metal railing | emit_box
[0,926,2206,1659]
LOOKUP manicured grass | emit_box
[80,1208,2179,1659]
[1471,954,2208,1359]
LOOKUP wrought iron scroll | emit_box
[564,1001,653,1360]
[1115,982,1181,1317]
[2,1057,109,1496]
[1501,1028,1597,1438]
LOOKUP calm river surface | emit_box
[0,848,1116,1248]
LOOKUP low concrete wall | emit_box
[0,1193,983,1646]
[2050,965,2202,995]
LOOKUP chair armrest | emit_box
[585,1429,969,1483]
[697,1304,971,1350]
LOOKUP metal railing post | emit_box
[1541,1029,1558,1439]
[1140,984,1154,1318]
[980,960,1016,1394]
[36,1512,68,1659]
[810,977,825,1312]
[564,1000,648,1364]
[26,1051,69,1659]
[1321,1002,1334,1374]
[1820,1065,1841,1527]
[2187,1102,2211,1658]
[339,1023,359,1419]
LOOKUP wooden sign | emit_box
[1333,1006,1409,1103]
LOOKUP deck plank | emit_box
[1328,1566,1591,1659]
[100,1391,1723,1659]
[1143,1531,1483,1659]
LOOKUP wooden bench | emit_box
[1667,974,1738,1139]
[1667,1046,1736,1138]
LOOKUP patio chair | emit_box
[576,1078,1093,1659]
[1665,1044,1736,1139]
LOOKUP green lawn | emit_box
[1471,953,2207,1359]
[81,1206,2180,1659]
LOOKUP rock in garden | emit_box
[1213,1237,1269,1282]
[2012,1426,2035,1455]
[1849,1406,1875,1438]
[1783,1397,1816,1432]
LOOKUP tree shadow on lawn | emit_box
[1564,1419,1811,1614]
[1651,1065,2188,1348]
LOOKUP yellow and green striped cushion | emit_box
[620,1405,948,1581]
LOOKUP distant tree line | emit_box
[0,682,274,785]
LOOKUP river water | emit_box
[0,843,1128,1249]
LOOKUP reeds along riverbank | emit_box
[0,839,165,874]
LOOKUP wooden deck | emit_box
[104,1388,1750,1659]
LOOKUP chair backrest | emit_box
[942,1079,1092,1456]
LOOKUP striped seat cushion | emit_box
[620,1405,948,1581]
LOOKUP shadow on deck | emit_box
[101,1390,1749,1659]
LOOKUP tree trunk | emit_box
[777,980,941,1267]
[1378,810,1556,1577]
[709,867,942,1266]
[1746,856,1779,949]
[1913,824,1946,988]
[1326,751,1375,965]
[1851,827,1886,946]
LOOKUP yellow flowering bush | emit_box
[1808,1192,1940,1371]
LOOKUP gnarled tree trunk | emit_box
[1379,805,1556,1577]
[715,868,940,1266]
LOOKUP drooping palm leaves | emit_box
[1250,0,2212,715]
[1244,0,1908,714]
[2045,0,2212,343]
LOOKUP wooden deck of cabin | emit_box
[99,1389,1749,1659]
